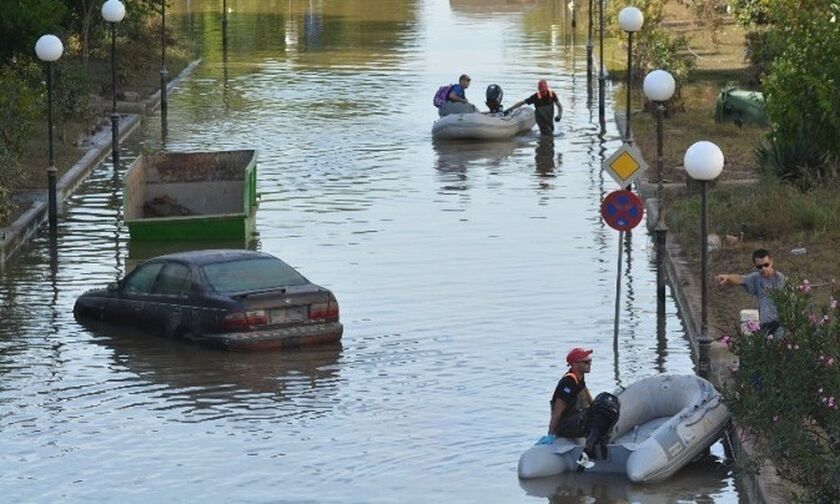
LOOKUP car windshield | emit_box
[202,257,308,293]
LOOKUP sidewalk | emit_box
[0,59,201,271]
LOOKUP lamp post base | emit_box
[598,73,606,126]
[655,222,668,326]
[48,165,57,231]
[110,113,120,169]
[160,69,169,113]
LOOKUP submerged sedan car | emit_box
[74,250,342,350]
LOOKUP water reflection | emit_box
[534,135,558,176]
[433,138,523,188]
[450,0,539,16]
[520,455,731,504]
[83,321,342,411]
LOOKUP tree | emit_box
[0,0,67,60]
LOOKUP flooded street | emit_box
[1,0,744,502]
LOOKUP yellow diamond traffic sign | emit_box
[602,144,648,188]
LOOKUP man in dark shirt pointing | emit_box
[538,347,594,444]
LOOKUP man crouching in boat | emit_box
[546,347,594,441]
[537,348,621,467]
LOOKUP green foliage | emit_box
[728,0,773,26]
[0,62,41,158]
[607,0,696,107]
[53,64,96,141]
[0,144,19,223]
[761,10,840,177]
[730,0,840,185]
[742,30,782,85]
[0,0,67,59]
[756,136,838,190]
[723,280,840,503]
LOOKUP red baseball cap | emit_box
[566,347,593,365]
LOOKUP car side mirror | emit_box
[107,282,120,292]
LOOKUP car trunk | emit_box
[235,286,335,327]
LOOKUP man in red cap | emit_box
[537,347,594,444]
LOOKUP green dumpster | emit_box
[124,150,258,241]
[714,87,767,126]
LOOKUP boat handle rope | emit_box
[683,395,722,427]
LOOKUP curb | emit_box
[0,58,202,271]
[616,111,788,504]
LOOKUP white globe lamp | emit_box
[643,70,675,102]
[618,7,644,32]
[35,35,63,62]
[101,0,126,23]
[684,141,724,181]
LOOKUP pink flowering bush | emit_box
[724,278,840,502]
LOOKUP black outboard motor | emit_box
[582,392,621,460]
[486,84,504,113]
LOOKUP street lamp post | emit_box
[102,0,126,170]
[684,141,724,378]
[586,0,593,90]
[160,0,168,117]
[643,69,676,332]
[35,35,64,233]
[598,0,605,125]
[618,7,644,144]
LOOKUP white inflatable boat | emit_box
[518,374,730,483]
[431,108,535,140]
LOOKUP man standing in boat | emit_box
[504,80,563,136]
[538,347,594,444]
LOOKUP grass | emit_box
[665,180,840,333]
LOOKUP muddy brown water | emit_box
[0,1,746,502]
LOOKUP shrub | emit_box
[0,144,18,223]
[723,280,840,503]
[53,64,96,142]
[0,62,41,158]
[761,11,840,175]
[742,30,782,85]
[756,136,838,191]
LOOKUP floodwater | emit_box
[0,0,745,502]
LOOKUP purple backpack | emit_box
[433,84,453,108]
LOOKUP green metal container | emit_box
[124,150,258,241]
[714,88,768,127]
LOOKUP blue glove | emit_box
[536,434,556,445]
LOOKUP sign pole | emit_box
[613,230,624,344]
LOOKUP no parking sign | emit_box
[600,190,644,231]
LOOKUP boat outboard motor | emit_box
[485,84,504,113]
[577,392,621,470]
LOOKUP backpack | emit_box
[433,84,453,108]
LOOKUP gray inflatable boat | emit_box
[518,374,730,483]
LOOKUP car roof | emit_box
[152,249,277,266]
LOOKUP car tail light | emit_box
[309,298,339,321]
[222,310,268,331]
